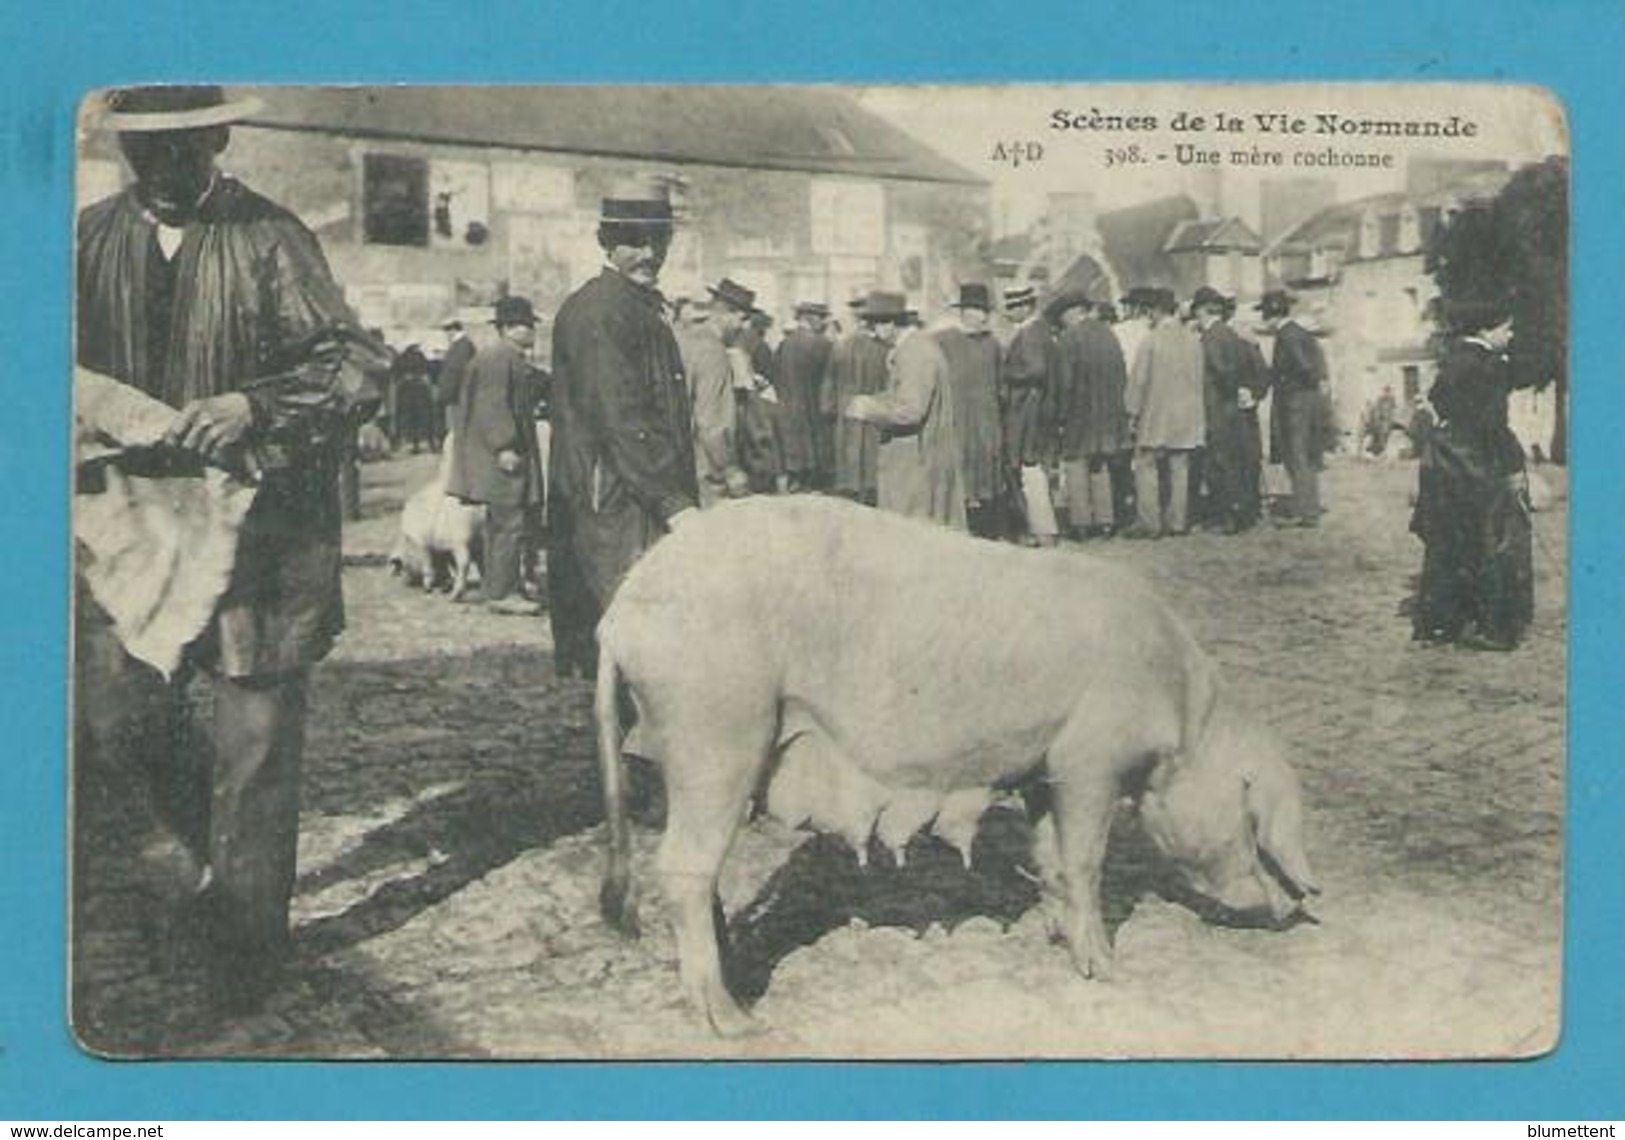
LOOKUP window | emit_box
[1402,365,1420,404]
[363,153,429,247]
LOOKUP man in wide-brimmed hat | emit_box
[934,283,1004,535]
[75,86,388,1010]
[774,300,835,491]
[1255,288,1328,527]
[446,296,547,614]
[999,284,1060,545]
[845,291,966,530]
[548,182,699,677]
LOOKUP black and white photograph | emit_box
[69,83,1568,1060]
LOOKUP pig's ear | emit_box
[1245,752,1320,897]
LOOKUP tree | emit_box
[1426,156,1569,462]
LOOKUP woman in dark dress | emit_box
[1410,301,1533,650]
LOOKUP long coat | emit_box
[675,321,743,508]
[1125,320,1206,450]
[773,328,832,478]
[934,326,1003,501]
[1267,320,1330,467]
[1001,318,1055,466]
[76,178,385,677]
[447,338,544,508]
[437,333,475,419]
[1054,316,1130,460]
[1199,320,1254,453]
[849,329,966,530]
[1410,338,1532,642]
[549,268,699,608]
[824,329,889,498]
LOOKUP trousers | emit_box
[483,500,529,601]
[1133,447,1191,534]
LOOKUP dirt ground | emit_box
[70,450,1567,1060]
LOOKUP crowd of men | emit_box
[430,243,1338,640]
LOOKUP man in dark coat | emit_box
[736,309,786,493]
[75,86,386,1007]
[1258,289,1329,527]
[447,296,546,615]
[773,301,834,491]
[548,191,700,677]
[436,317,476,444]
[1051,288,1129,537]
[934,283,1004,537]
[1000,285,1059,545]
[1192,286,1255,533]
[823,297,889,504]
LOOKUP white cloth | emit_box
[1020,463,1057,537]
[74,368,258,678]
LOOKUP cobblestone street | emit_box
[71,451,1567,1060]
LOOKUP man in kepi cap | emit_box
[76,86,387,1010]
[548,182,699,677]
[447,296,547,614]
[822,293,890,505]
[1256,288,1329,527]
[774,301,835,491]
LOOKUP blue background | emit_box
[1,0,1619,1120]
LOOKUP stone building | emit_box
[78,86,989,350]
[1260,162,1562,452]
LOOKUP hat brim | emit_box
[100,95,262,132]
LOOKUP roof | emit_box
[242,86,985,186]
[1268,169,1512,260]
[1097,194,1199,288]
[1164,216,1262,254]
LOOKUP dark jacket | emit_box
[1001,318,1055,466]
[1054,316,1129,460]
[1268,320,1330,465]
[76,178,385,676]
[549,268,698,605]
[437,334,476,410]
[447,338,543,508]
[773,328,833,476]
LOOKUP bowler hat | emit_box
[1190,285,1231,312]
[706,278,758,313]
[859,291,916,323]
[493,296,539,328]
[1255,289,1295,317]
[949,283,993,312]
[794,300,832,318]
[99,85,263,132]
[1044,288,1092,321]
[1003,285,1038,310]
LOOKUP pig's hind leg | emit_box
[652,694,776,1036]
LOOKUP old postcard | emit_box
[70,83,1567,1060]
